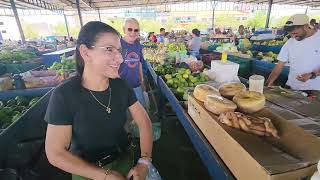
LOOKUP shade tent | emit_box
[1,0,319,43]
[1,0,319,10]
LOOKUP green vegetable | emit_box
[15,96,28,106]
[0,49,37,63]
[0,96,41,129]
[6,99,17,107]
[48,54,76,75]
[29,97,40,107]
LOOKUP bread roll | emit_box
[204,95,237,115]
[233,91,265,113]
[219,82,246,98]
[193,84,220,102]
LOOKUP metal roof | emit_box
[0,0,318,12]
[46,0,320,10]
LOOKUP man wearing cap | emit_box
[266,14,320,96]
[157,28,165,43]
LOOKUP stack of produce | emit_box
[0,49,38,63]
[143,47,166,64]
[238,38,252,51]
[22,70,59,88]
[253,40,285,46]
[216,43,238,53]
[185,58,204,72]
[0,96,40,129]
[48,55,76,76]
[207,42,222,52]
[163,67,209,99]
[193,82,279,138]
[22,55,76,88]
[254,51,278,63]
[167,43,187,53]
[153,64,177,76]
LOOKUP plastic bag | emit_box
[143,91,150,111]
[146,163,162,180]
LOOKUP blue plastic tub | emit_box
[252,44,283,53]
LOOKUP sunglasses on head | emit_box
[128,28,139,33]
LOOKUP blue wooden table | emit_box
[146,61,158,86]
[146,63,234,180]
[41,47,75,67]
[0,87,53,101]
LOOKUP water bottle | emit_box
[13,74,26,89]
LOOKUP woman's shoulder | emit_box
[53,75,81,96]
[110,78,130,89]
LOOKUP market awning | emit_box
[38,0,320,10]
[0,0,319,12]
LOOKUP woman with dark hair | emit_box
[187,28,201,58]
[45,21,153,180]
[147,32,157,43]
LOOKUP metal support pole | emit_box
[64,14,70,38]
[97,8,101,21]
[211,0,217,30]
[265,0,273,28]
[305,7,308,15]
[76,0,83,27]
[10,0,25,44]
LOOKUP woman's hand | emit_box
[127,163,149,180]
[96,170,126,180]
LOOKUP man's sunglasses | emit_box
[128,28,139,33]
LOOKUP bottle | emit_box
[13,74,26,90]
[221,51,228,62]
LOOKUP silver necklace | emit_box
[89,88,112,114]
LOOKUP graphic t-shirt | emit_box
[119,39,145,88]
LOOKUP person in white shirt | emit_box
[266,14,320,95]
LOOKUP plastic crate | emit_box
[201,52,221,67]
[252,44,283,53]
[0,90,52,167]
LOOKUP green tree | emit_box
[245,10,268,28]
[52,23,67,36]
[69,26,80,38]
[215,15,241,29]
[22,23,39,40]
[184,22,208,32]
[164,18,176,31]
[107,18,125,35]
[140,19,161,33]
[273,16,290,28]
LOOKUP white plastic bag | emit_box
[143,91,150,110]
[146,162,162,180]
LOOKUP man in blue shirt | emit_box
[157,28,165,43]
[119,18,146,107]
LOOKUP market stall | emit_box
[1,0,320,179]
[41,47,76,67]
[143,31,320,178]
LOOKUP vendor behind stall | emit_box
[266,14,320,96]
[156,28,165,43]
[187,28,201,58]
[233,25,248,45]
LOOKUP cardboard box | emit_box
[264,87,320,119]
[188,95,320,180]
